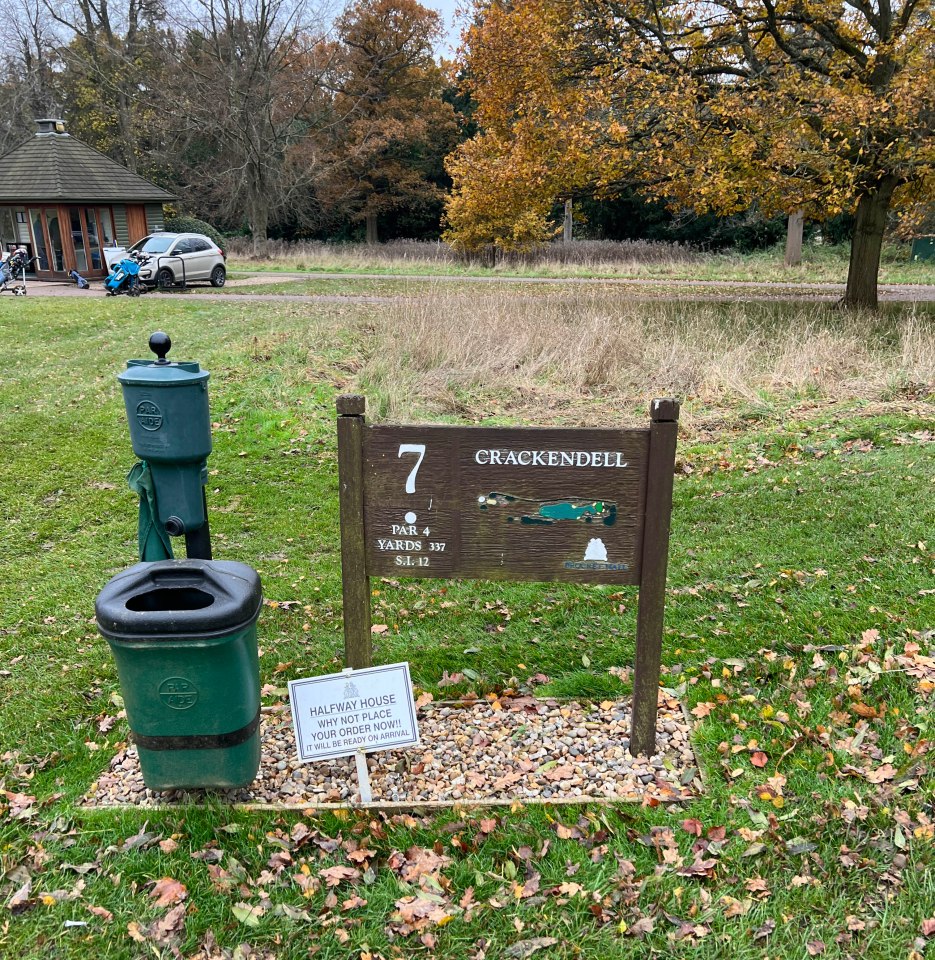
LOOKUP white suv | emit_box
[129,233,227,288]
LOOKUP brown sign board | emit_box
[336,395,680,756]
[363,425,649,584]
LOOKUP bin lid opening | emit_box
[126,587,215,613]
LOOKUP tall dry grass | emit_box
[357,286,935,423]
[229,237,700,271]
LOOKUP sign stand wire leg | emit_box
[355,750,373,803]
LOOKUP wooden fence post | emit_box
[630,398,680,756]
[785,210,804,267]
[336,394,372,668]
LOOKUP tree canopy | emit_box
[445,0,935,306]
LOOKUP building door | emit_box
[64,207,109,276]
[27,208,64,277]
[126,205,148,245]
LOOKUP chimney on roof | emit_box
[36,118,66,135]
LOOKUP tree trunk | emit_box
[563,198,573,244]
[249,197,269,258]
[784,210,803,267]
[365,212,378,245]
[844,177,897,309]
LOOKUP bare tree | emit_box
[162,0,338,251]
[0,1,63,154]
[43,0,167,170]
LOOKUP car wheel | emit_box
[156,267,174,289]
[210,265,226,288]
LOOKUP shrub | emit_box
[164,216,226,251]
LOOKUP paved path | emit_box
[13,274,935,303]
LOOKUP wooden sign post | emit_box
[336,395,679,756]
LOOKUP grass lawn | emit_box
[1,294,933,959]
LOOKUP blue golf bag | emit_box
[105,252,149,296]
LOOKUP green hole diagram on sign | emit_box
[477,492,617,526]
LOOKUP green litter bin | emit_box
[96,560,263,790]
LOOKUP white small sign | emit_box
[288,662,420,762]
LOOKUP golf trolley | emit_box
[104,250,152,296]
[1,247,35,295]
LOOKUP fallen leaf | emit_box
[806,940,826,955]
[750,751,768,768]
[147,903,187,946]
[628,916,655,938]
[7,880,33,914]
[371,624,389,634]
[753,919,776,940]
[398,847,451,885]
[320,865,360,887]
[232,902,264,926]
[149,877,187,908]
[504,937,559,958]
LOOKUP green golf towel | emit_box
[127,461,174,561]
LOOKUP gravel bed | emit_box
[83,693,699,809]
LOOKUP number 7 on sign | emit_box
[397,443,426,494]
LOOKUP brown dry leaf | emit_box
[629,916,655,938]
[543,764,575,783]
[691,702,716,718]
[147,903,187,946]
[2,791,37,820]
[504,938,559,958]
[370,624,389,634]
[514,873,540,899]
[745,877,770,898]
[150,877,187,907]
[676,859,717,879]
[479,818,498,834]
[753,919,775,941]
[806,940,826,956]
[865,763,897,784]
[415,692,434,708]
[720,896,752,918]
[750,751,769,768]
[320,865,360,887]
[158,838,179,855]
[390,893,452,934]
[342,895,367,911]
[681,818,703,836]
[7,880,33,914]
[921,918,935,937]
[399,847,451,884]
[87,904,113,922]
[127,921,146,943]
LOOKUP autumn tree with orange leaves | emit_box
[445,0,935,307]
[318,0,458,243]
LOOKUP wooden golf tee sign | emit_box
[336,395,679,756]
